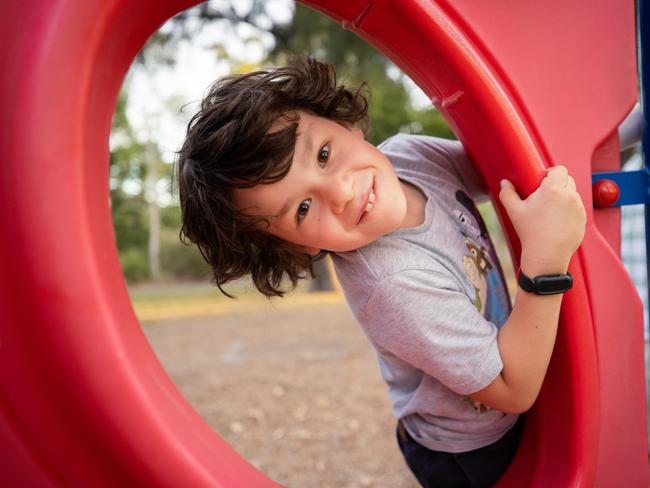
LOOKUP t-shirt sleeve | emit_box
[380,134,489,202]
[360,268,503,395]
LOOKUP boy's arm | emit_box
[469,166,586,413]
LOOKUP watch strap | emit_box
[518,270,573,295]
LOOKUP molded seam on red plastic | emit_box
[575,237,602,457]
[568,258,600,488]
[440,90,465,108]
[352,0,373,28]
[575,237,615,487]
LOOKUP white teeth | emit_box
[360,188,375,219]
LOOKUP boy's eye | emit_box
[317,143,330,167]
[296,198,312,224]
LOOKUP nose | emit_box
[324,172,354,214]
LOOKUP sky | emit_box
[125,0,294,164]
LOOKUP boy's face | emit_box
[233,111,408,254]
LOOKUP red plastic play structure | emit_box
[0,0,646,486]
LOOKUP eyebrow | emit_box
[273,122,314,221]
[303,129,313,163]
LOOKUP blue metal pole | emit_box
[638,0,650,333]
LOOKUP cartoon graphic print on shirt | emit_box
[455,190,513,414]
[461,236,498,414]
[455,190,488,239]
[454,209,482,240]
[455,190,510,328]
[464,396,493,414]
[462,238,492,314]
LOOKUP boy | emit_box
[177,57,586,487]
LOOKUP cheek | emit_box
[306,217,350,249]
[308,216,336,242]
[267,218,305,247]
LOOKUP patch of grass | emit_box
[128,277,313,307]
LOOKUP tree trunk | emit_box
[309,256,334,292]
[146,140,160,280]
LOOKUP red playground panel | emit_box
[0,0,645,486]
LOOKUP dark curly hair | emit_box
[176,57,369,298]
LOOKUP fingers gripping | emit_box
[567,176,577,192]
[543,165,569,187]
[499,179,523,215]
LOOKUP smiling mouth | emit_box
[357,182,376,224]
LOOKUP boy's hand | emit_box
[499,166,586,275]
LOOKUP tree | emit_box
[272,3,454,145]
[110,92,151,281]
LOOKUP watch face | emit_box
[534,274,574,295]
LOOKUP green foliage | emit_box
[272,4,454,145]
[160,229,212,281]
[111,190,149,252]
[110,93,146,184]
[160,204,182,228]
[158,205,211,280]
[110,91,150,281]
[120,247,150,282]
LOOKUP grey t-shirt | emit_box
[331,134,518,453]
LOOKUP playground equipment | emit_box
[0,0,647,486]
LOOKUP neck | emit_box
[399,180,426,228]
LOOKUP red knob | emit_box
[593,179,620,207]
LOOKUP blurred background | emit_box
[111,1,514,486]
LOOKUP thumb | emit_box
[498,179,522,215]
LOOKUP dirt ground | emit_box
[140,290,420,488]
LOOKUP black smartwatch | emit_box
[518,270,573,295]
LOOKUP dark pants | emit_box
[396,416,524,488]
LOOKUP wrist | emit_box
[520,254,570,276]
